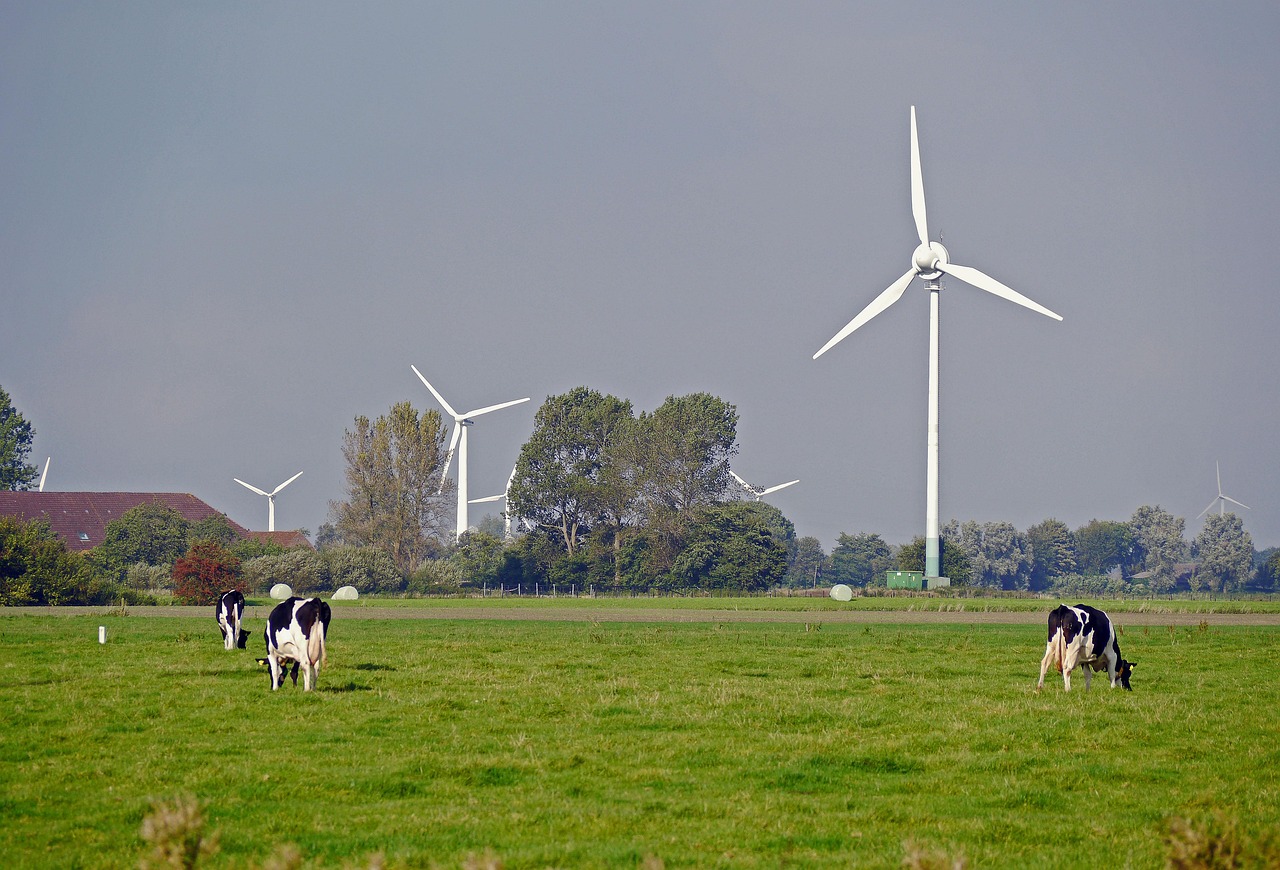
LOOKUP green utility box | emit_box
[885,571,951,590]
[886,571,924,590]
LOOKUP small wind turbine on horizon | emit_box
[813,106,1063,580]
[233,471,303,532]
[730,469,799,502]
[470,464,518,540]
[411,365,530,541]
[1198,461,1250,519]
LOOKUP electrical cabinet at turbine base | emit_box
[885,571,950,590]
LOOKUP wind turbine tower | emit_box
[412,365,530,541]
[1198,461,1250,518]
[470,464,518,540]
[814,106,1062,580]
[234,471,304,532]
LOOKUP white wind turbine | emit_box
[813,106,1063,580]
[470,464,518,540]
[233,471,303,532]
[1198,461,1250,518]
[38,457,50,492]
[411,365,530,541]
[730,469,799,502]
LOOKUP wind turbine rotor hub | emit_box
[912,241,948,280]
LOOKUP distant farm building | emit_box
[0,492,312,551]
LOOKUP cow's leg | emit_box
[1082,666,1093,691]
[268,652,282,691]
[288,661,299,687]
[1105,653,1119,688]
[1037,642,1056,690]
[301,660,315,691]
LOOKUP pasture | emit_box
[1,607,1277,868]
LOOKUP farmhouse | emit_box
[0,492,311,551]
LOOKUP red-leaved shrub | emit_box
[172,541,243,606]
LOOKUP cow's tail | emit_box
[1056,628,1066,675]
[308,619,327,670]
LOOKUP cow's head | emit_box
[1117,659,1136,690]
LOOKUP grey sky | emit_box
[4,3,1278,552]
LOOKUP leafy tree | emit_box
[323,545,404,594]
[1255,548,1280,592]
[945,521,1030,590]
[0,386,39,491]
[1073,519,1132,577]
[242,550,327,594]
[187,514,241,549]
[97,503,192,570]
[329,402,452,574]
[898,534,972,584]
[1192,513,1253,593]
[786,536,827,588]
[1,515,131,605]
[635,393,738,516]
[828,532,895,588]
[508,388,634,557]
[667,501,787,592]
[172,541,242,606]
[1129,505,1189,592]
[450,530,506,588]
[1026,518,1076,590]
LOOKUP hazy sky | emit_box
[4,3,1278,552]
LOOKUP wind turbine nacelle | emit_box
[912,241,948,280]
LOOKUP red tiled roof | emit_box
[0,492,250,551]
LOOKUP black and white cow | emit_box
[1037,604,1135,692]
[215,590,247,650]
[263,597,331,691]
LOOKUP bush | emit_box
[125,562,172,592]
[407,558,463,595]
[323,546,403,594]
[1,516,146,606]
[1046,573,1131,597]
[172,542,243,606]
[241,550,327,595]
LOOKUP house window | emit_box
[79,533,90,542]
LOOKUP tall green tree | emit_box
[329,402,451,574]
[1026,518,1076,590]
[1129,505,1189,592]
[0,386,39,491]
[97,503,192,569]
[1192,513,1253,593]
[508,387,635,557]
[667,501,787,592]
[1073,519,1132,577]
[829,532,895,588]
[786,536,827,588]
[898,534,971,584]
[635,393,738,516]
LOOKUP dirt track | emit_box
[4,605,1279,626]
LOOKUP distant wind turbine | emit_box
[233,471,303,532]
[813,106,1062,579]
[38,457,50,492]
[1198,461,1250,518]
[470,464,518,540]
[730,469,799,502]
[411,365,530,541]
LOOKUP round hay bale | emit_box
[331,585,359,601]
[269,583,293,600]
[829,584,853,602]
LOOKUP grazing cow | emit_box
[1037,604,1135,692]
[216,590,247,650]
[263,597,331,691]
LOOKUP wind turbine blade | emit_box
[761,480,800,495]
[1197,498,1219,519]
[270,471,304,495]
[234,478,270,497]
[469,494,504,504]
[813,269,916,359]
[439,424,462,493]
[463,397,531,418]
[1222,496,1251,511]
[729,470,751,490]
[1215,460,1222,494]
[39,457,50,492]
[411,365,460,419]
[937,262,1063,321]
[910,106,929,246]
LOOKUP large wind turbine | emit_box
[730,469,799,502]
[813,106,1062,580]
[470,464,518,540]
[1198,461,1250,518]
[411,365,530,540]
[233,471,303,532]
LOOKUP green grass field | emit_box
[2,610,1277,868]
